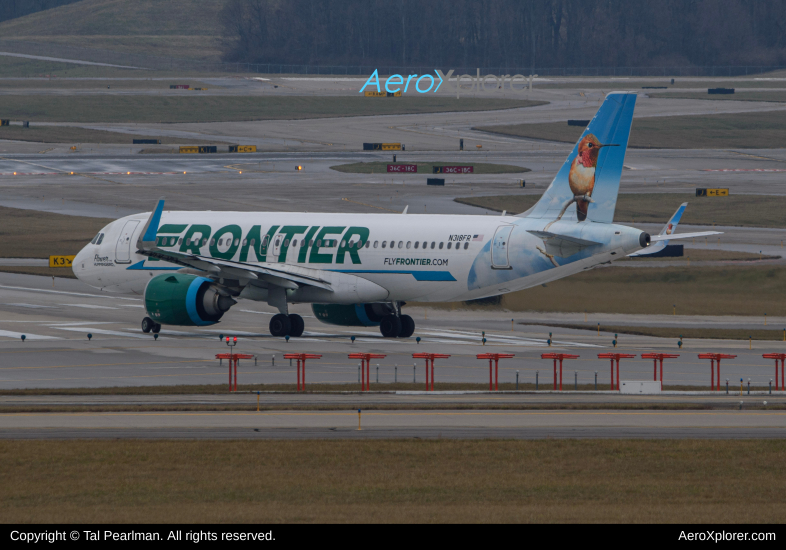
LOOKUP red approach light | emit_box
[226,337,230,343]
[233,337,237,343]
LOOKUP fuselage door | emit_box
[115,220,140,264]
[271,232,283,262]
[491,225,513,270]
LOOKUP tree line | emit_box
[0,0,80,25]
[220,0,786,68]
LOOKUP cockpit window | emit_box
[96,233,104,245]
[90,233,100,244]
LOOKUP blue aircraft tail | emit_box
[523,92,637,224]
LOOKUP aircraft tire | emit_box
[151,323,161,334]
[380,315,402,338]
[288,314,305,337]
[270,313,292,337]
[398,315,415,338]
[141,317,155,334]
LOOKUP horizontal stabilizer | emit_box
[528,230,600,258]
[650,231,722,242]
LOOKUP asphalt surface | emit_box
[1,409,783,439]
[2,271,786,391]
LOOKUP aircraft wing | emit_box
[135,199,333,292]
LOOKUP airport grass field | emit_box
[475,110,786,149]
[0,95,545,123]
[455,193,786,228]
[0,125,225,145]
[495,265,786,316]
[1,439,784,523]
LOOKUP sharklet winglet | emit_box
[137,197,165,250]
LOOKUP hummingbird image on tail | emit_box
[551,133,618,224]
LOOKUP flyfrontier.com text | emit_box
[359,69,535,97]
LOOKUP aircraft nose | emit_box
[72,245,89,278]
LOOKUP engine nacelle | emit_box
[311,303,389,327]
[145,273,235,326]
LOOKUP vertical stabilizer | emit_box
[523,92,637,224]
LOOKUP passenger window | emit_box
[178,238,182,245]
[202,239,207,246]
[341,240,346,248]
[439,242,444,249]
[211,239,216,246]
[262,236,269,246]
[250,239,255,246]
[309,239,314,247]
[374,241,379,248]
[284,239,290,247]
[430,242,435,249]
[382,241,387,248]
[447,242,452,249]
[414,242,419,249]
[406,241,411,249]
[234,239,239,246]
[365,241,370,248]
[218,238,223,246]
[316,240,322,247]
[464,242,469,249]
[398,241,403,249]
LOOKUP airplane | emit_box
[628,202,718,257]
[72,91,716,338]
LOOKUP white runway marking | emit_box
[51,327,151,339]
[46,322,117,326]
[60,304,119,310]
[0,330,61,340]
[0,284,140,301]
[5,303,58,309]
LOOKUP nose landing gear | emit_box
[141,317,161,334]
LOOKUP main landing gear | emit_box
[269,313,305,337]
[141,317,161,334]
[380,313,415,338]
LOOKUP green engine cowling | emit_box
[145,273,235,326]
[311,304,388,327]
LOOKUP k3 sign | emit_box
[359,69,534,96]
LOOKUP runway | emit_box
[1,409,783,439]
[3,271,786,390]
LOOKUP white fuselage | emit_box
[73,210,645,305]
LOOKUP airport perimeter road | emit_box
[1,409,784,439]
[2,272,786,390]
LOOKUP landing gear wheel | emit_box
[269,313,292,337]
[151,323,161,334]
[141,317,154,334]
[398,315,415,338]
[288,314,305,337]
[380,314,402,338]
